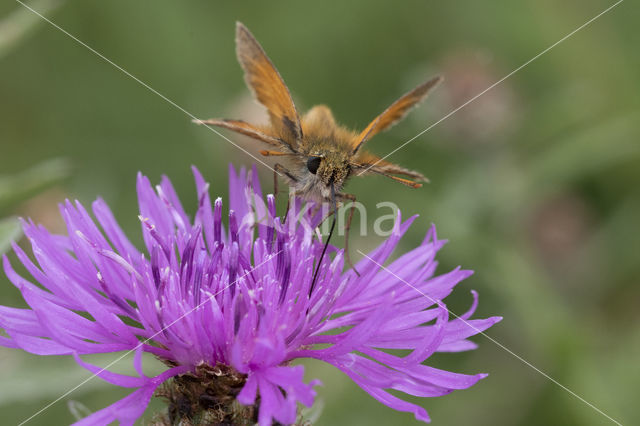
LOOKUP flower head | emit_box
[1,165,501,425]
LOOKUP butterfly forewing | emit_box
[352,76,443,153]
[235,22,302,149]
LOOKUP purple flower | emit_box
[1,165,501,425]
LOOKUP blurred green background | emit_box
[1,0,639,424]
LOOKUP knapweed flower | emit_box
[1,165,501,425]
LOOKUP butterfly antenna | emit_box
[309,182,337,295]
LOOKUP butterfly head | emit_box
[306,151,351,195]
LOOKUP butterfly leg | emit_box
[274,163,297,183]
[273,168,279,200]
[274,163,296,223]
[337,192,360,276]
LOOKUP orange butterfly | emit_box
[196,22,441,282]
[196,22,441,206]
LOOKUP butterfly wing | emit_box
[236,22,302,150]
[194,118,285,148]
[351,151,427,188]
[352,76,442,153]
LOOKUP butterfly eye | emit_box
[306,157,321,175]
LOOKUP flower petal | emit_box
[73,365,189,426]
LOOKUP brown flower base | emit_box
[153,363,254,425]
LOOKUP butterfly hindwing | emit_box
[351,151,427,188]
[195,118,284,148]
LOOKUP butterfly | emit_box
[195,22,441,287]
